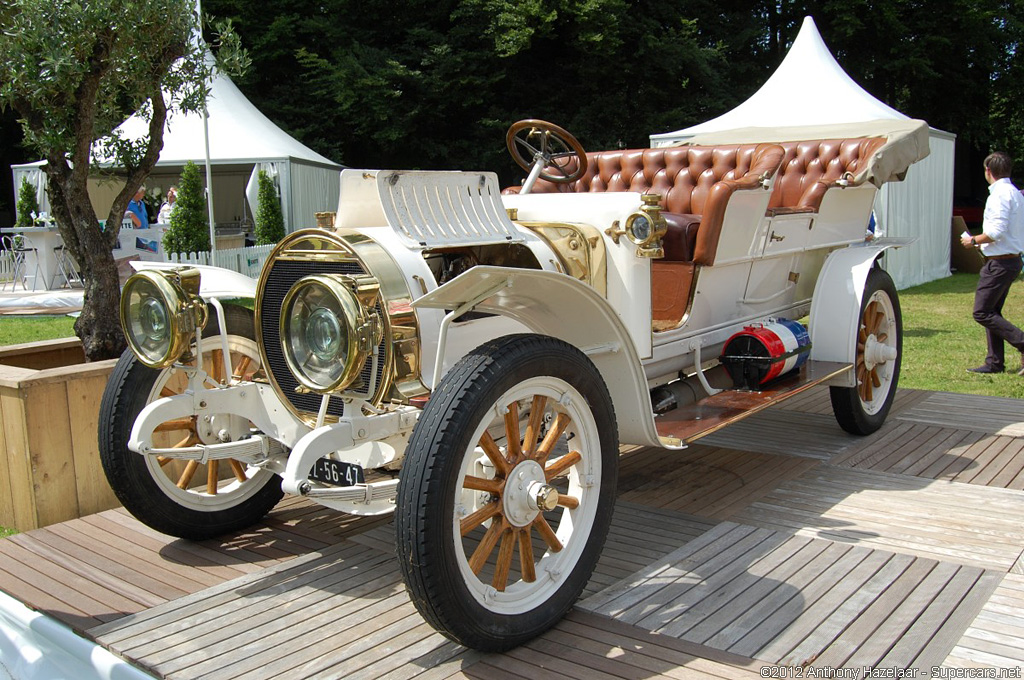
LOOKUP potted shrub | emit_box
[15,177,39,229]
[162,161,210,255]
[254,169,285,245]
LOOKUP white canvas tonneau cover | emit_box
[674,118,931,189]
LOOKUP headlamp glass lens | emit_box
[631,214,651,242]
[286,282,348,390]
[307,307,343,361]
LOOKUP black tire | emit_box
[396,334,618,651]
[830,266,902,435]
[99,304,283,539]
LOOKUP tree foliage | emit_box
[0,0,245,360]
[203,0,1024,192]
[163,161,210,254]
[254,170,285,245]
[205,0,726,182]
[15,177,39,229]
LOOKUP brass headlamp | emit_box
[624,193,668,258]
[280,273,382,394]
[120,268,208,368]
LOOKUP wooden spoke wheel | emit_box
[506,119,588,184]
[831,267,902,435]
[144,335,270,510]
[396,334,617,652]
[99,305,283,540]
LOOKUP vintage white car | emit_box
[100,118,928,651]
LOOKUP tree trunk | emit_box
[73,244,126,361]
[45,161,127,362]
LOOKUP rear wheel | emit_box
[99,304,283,539]
[831,267,902,435]
[396,334,617,651]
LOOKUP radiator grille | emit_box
[260,258,370,418]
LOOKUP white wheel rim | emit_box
[452,376,601,615]
[858,288,898,415]
[143,336,275,511]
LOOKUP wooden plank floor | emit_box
[1,386,1023,678]
[580,522,1000,669]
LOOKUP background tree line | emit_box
[200,0,1024,194]
[3,0,1023,223]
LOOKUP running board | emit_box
[654,360,852,445]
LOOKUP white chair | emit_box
[51,242,83,288]
[1,234,40,292]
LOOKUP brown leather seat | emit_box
[768,138,886,215]
[662,213,701,261]
[503,136,885,333]
[507,143,786,265]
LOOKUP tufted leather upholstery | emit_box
[508,143,785,265]
[768,138,886,215]
[505,137,885,265]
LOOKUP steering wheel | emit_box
[506,119,588,192]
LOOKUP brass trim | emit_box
[652,263,702,334]
[676,264,701,331]
[518,221,608,296]
[605,220,626,244]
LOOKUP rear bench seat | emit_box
[768,137,887,216]
[505,136,886,263]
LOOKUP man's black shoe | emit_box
[967,365,1004,374]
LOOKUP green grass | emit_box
[900,272,1024,399]
[0,315,77,346]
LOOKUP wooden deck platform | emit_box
[2,386,1024,677]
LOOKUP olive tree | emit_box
[0,0,245,360]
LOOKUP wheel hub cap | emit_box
[863,334,897,371]
[503,460,556,526]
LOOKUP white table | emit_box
[1,225,65,291]
[112,224,168,262]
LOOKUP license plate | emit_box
[309,457,365,487]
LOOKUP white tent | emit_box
[650,16,954,290]
[12,72,342,235]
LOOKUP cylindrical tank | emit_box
[720,319,810,389]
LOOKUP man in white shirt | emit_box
[157,186,177,224]
[961,152,1024,374]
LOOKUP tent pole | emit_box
[202,105,216,263]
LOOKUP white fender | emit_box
[412,265,663,448]
[129,260,257,299]
[808,237,913,387]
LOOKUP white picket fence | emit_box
[0,242,273,289]
[0,251,13,283]
[165,243,275,279]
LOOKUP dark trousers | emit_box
[973,256,1024,369]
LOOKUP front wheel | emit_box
[396,334,618,651]
[99,304,284,539]
[830,266,902,435]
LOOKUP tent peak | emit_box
[652,14,909,141]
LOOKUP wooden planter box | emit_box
[0,338,120,531]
